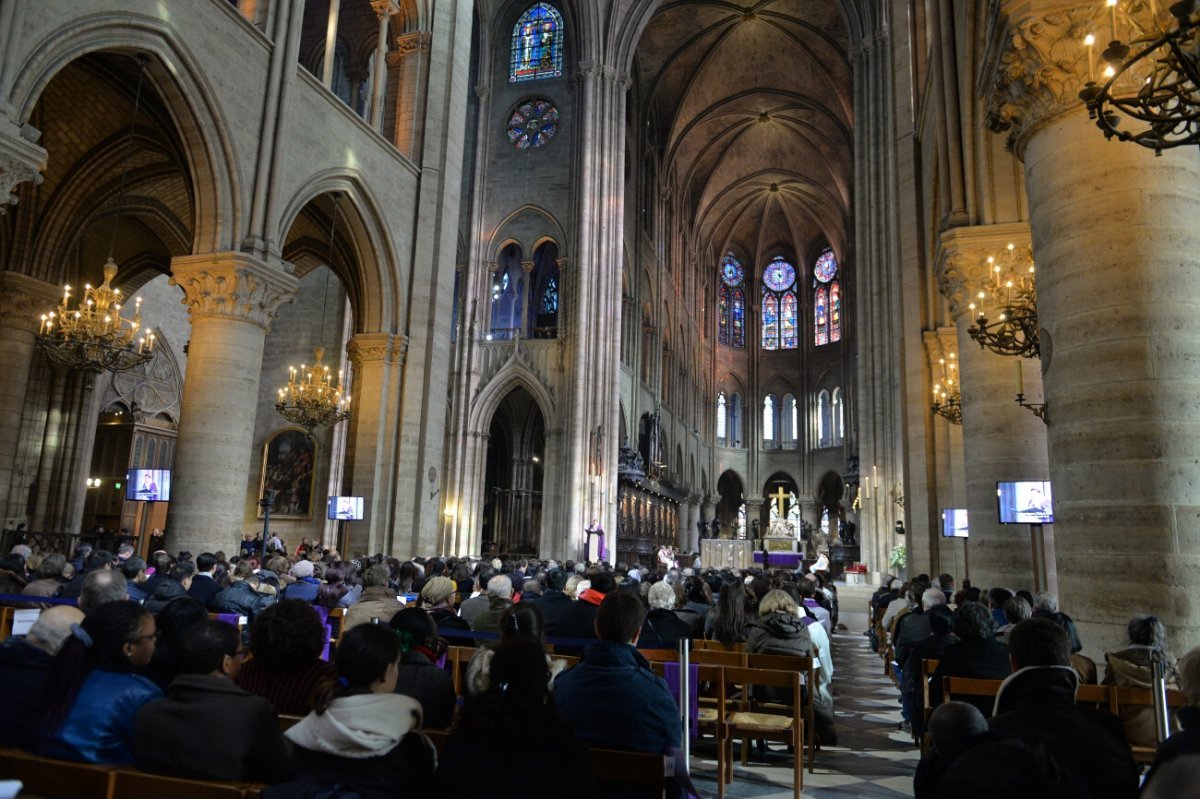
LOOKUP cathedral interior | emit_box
[1,0,1199,660]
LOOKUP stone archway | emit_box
[482,387,546,556]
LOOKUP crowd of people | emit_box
[870,573,1200,798]
[0,538,846,798]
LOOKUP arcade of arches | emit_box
[2,0,1200,662]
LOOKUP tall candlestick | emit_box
[1016,359,1024,395]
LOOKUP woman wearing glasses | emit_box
[39,600,162,763]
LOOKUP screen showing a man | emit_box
[997,481,1053,524]
[126,469,171,502]
[326,496,363,521]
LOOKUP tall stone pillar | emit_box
[744,498,764,543]
[384,32,431,160]
[167,253,296,555]
[684,493,700,555]
[984,3,1200,653]
[0,272,57,523]
[921,327,967,578]
[344,332,406,557]
[938,223,1052,593]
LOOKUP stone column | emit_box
[683,493,700,555]
[167,253,296,555]
[922,327,968,580]
[344,332,406,557]
[0,272,58,522]
[368,1,398,130]
[385,32,432,160]
[320,0,343,88]
[744,498,764,543]
[984,2,1200,653]
[938,223,1051,593]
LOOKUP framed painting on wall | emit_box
[258,428,315,519]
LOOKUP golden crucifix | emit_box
[769,485,790,519]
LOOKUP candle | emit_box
[1016,359,1024,396]
[1108,0,1118,42]
[1085,34,1096,81]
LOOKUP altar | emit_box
[700,539,754,570]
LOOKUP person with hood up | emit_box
[269,623,435,798]
[143,561,195,614]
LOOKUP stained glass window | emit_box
[731,288,745,348]
[814,286,828,346]
[762,293,779,350]
[721,252,745,287]
[510,3,564,83]
[717,392,727,442]
[719,252,744,348]
[813,248,840,346]
[761,255,797,350]
[541,277,558,313]
[830,280,841,343]
[506,98,560,149]
[814,248,838,283]
[780,292,797,349]
[763,395,776,442]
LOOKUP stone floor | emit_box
[689,583,919,798]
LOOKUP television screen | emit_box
[327,496,364,521]
[997,481,1053,524]
[127,469,171,502]
[942,508,969,538]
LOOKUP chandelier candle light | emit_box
[1077,0,1200,153]
[275,347,350,434]
[37,258,154,373]
[966,243,1040,359]
[931,351,963,425]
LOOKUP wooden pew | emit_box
[111,770,260,799]
[0,747,115,799]
[590,747,674,799]
[919,657,941,754]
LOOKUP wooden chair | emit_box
[326,607,347,648]
[941,676,1004,708]
[112,770,257,799]
[0,605,15,640]
[449,645,479,697]
[918,658,941,753]
[1111,685,1189,763]
[277,714,305,732]
[639,646,679,663]
[589,747,674,799]
[694,639,746,653]
[423,729,450,757]
[691,649,747,667]
[718,667,804,799]
[745,653,816,773]
[0,747,116,799]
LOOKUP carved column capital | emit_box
[169,252,298,331]
[394,31,432,56]
[980,3,1103,155]
[0,271,60,330]
[370,0,399,20]
[922,326,960,368]
[0,125,48,215]
[520,259,535,274]
[346,331,408,366]
[936,222,1032,319]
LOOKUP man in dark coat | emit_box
[134,619,289,783]
[929,601,1011,716]
[988,618,1137,799]
[547,572,615,655]
[212,573,269,621]
[535,569,573,630]
[903,604,960,739]
[186,552,223,609]
[0,606,83,748]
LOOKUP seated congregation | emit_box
[869,572,1200,798]
[0,541,845,798]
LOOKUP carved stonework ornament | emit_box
[982,4,1108,154]
[109,332,184,421]
[169,254,298,331]
[0,272,59,329]
[0,130,48,215]
[936,223,1033,319]
[347,332,408,365]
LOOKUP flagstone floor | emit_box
[689,583,919,798]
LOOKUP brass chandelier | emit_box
[1077,0,1200,154]
[931,352,962,425]
[36,56,155,374]
[966,243,1039,359]
[275,194,351,433]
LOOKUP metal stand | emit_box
[259,490,277,559]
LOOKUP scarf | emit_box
[285,693,423,759]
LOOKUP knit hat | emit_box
[420,575,455,606]
[291,560,315,579]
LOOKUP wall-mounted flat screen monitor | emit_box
[327,496,364,521]
[942,508,968,538]
[997,480,1053,524]
[127,469,171,502]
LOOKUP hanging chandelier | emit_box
[966,243,1039,359]
[35,56,155,374]
[1077,0,1200,154]
[274,194,351,433]
[275,346,350,433]
[930,352,963,425]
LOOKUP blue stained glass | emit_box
[814,248,838,283]
[718,286,730,345]
[541,278,558,313]
[732,289,745,348]
[780,292,797,349]
[764,256,795,291]
[815,285,828,346]
[830,281,841,343]
[721,252,744,287]
[762,293,779,350]
[510,4,564,83]
[506,99,560,150]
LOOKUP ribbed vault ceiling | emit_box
[636,0,853,265]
